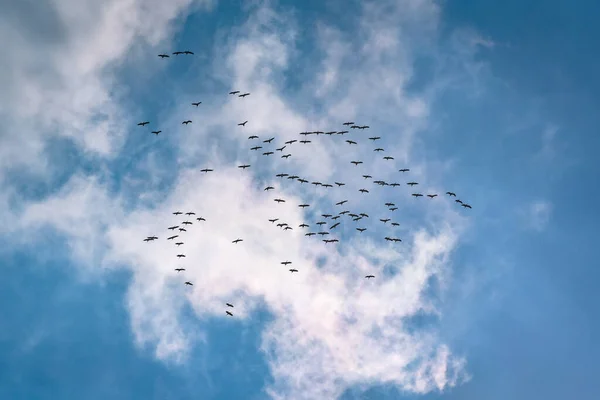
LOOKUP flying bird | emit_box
[248,135,259,139]
[232,239,243,244]
[427,194,438,198]
[179,228,187,232]
[299,140,311,144]
[192,102,202,106]
[276,145,286,152]
[383,156,394,160]
[175,268,185,272]
[407,182,419,186]
[250,146,262,151]
[369,136,381,141]
[176,242,184,246]
[399,168,410,173]
[289,269,298,273]
[285,140,297,145]
[263,151,274,156]
[168,225,179,230]
[185,281,193,286]
[351,161,363,166]
[173,211,183,215]
[365,275,375,279]
[182,120,192,125]
[274,198,285,203]
[281,261,292,266]
[238,121,248,126]
[412,193,423,198]
[137,121,149,126]
[346,140,357,145]
[196,217,206,222]
[380,218,390,223]
[343,121,355,126]
[183,51,194,55]
[229,91,240,95]
[356,228,366,233]
[226,311,233,316]
[446,192,456,197]
[330,222,340,229]
[269,218,279,223]
[461,203,472,209]
[336,200,348,206]
[359,189,369,193]
[238,164,251,169]
[334,182,345,187]
[158,54,170,58]
[282,154,291,159]
[177,254,186,258]
[374,148,384,152]
[200,168,213,173]
[226,303,234,308]
[151,130,161,135]
[185,212,195,216]
[264,186,274,191]
[298,204,309,208]
[299,223,309,228]
[263,137,275,143]
[239,93,251,97]
[168,235,179,240]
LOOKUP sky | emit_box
[1,0,599,399]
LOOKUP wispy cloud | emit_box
[2,0,496,398]
[523,200,553,232]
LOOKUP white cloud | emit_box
[0,0,214,178]
[524,200,552,232]
[5,0,496,398]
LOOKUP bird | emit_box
[264,186,274,191]
[374,148,384,152]
[289,269,299,273]
[185,281,193,286]
[407,182,418,186]
[226,311,233,316]
[239,92,251,97]
[238,121,248,126]
[177,254,186,258]
[175,268,185,272]
[274,198,285,203]
[269,218,279,223]
[281,261,292,266]
[232,239,243,244]
[356,228,367,233]
[200,168,213,173]
[383,156,394,160]
[385,203,395,207]
[276,173,288,178]
[346,140,357,145]
[299,223,309,228]
[369,136,381,141]
[427,194,438,198]
[263,151,274,156]
[330,222,340,229]
[176,242,184,246]
[412,193,423,198]
[298,204,309,208]
[300,140,311,144]
[399,168,410,173]
[390,207,398,211]
[179,228,187,232]
[336,200,348,206]
[391,222,400,227]
[168,235,178,240]
[137,121,149,126]
[380,218,390,223]
[151,130,161,135]
[351,161,363,166]
[158,54,170,58]
[343,121,355,126]
[365,275,375,279]
[359,189,369,193]
[276,145,286,152]
[168,225,179,230]
[248,135,259,139]
[282,154,291,159]
[182,221,192,225]
[173,51,184,55]
[229,91,240,95]
[238,164,251,169]
[185,212,196,216]
[182,120,192,125]
[173,211,183,215]
[285,139,297,145]
[191,102,202,106]
[446,192,456,197]
[196,217,206,222]
[461,203,472,209]
[250,146,262,151]
[263,137,275,143]
[305,232,316,237]
[335,182,345,187]
[226,303,234,308]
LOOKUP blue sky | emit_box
[1,0,599,399]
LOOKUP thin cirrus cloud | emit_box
[4,0,490,398]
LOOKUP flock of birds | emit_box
[138,50,473,317]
